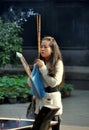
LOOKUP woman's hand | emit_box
[36,59,44,68]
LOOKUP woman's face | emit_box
[40,40,52,61]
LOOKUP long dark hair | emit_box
[40,36,63,77]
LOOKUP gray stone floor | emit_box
[62,90,89,126]
[0,90,89,130]
[61,90,89,130]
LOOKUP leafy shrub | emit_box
[0,19,23,66]
[0,75,30,103]
[60,83,74,97]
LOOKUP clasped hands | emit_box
[36,59,44,68]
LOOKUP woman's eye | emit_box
[41,46,49,48]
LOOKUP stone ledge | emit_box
[0,65,26,75]
[65,66,89,73]
[0,65,89,80]
[0,65,89,90]
[65,66,89,80]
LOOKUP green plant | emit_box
[0,81,6,99]
[0,19,23,66]
[0,91,4,100]
[6,88,19,98]
[0,87,5,103]
[0,75,30,103]
[60,83,74,97]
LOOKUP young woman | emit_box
[33,36,64,130]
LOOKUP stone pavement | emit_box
[61,90,89,130]
[0,90,89,130]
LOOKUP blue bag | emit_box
[31,65,46,99]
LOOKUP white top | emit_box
[35,60,64,116]
[39,60,64,87]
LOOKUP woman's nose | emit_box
[41,47,45,50]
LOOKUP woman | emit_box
[33,36,64,130]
